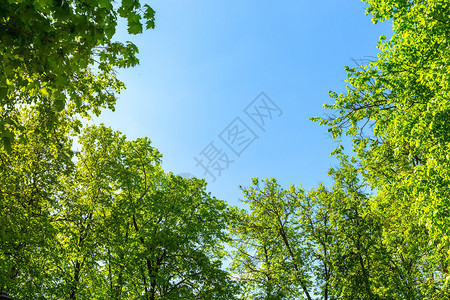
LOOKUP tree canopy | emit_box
[0,0,155,151]
[2,0,450,298]
[1,123,239,299]
[310,0,450,297]
[230,0,450,298]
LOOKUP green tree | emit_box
[0,0,155,151]
[0,109,75,297]
[1,125,239,299]
[229,179,309,300]
[229,156,420,299]
[312,0,450,297]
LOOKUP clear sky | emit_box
[96,0,392,207]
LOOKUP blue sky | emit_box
[97,0,392,207]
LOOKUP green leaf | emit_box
[127,11,142,34]
[54,98,65,112]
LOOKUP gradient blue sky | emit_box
[96,0,392,207]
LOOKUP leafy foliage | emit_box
[0,0,156,151]
[230,158,401,299]
[1,124,238,299]
[3,0,450,298]
[310,0,450,297]
[0,109,75,297]
[231,3,450,296]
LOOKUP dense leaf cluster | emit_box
[1,120,238,299]
[232,0,450,299]
[0,0,155,151]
